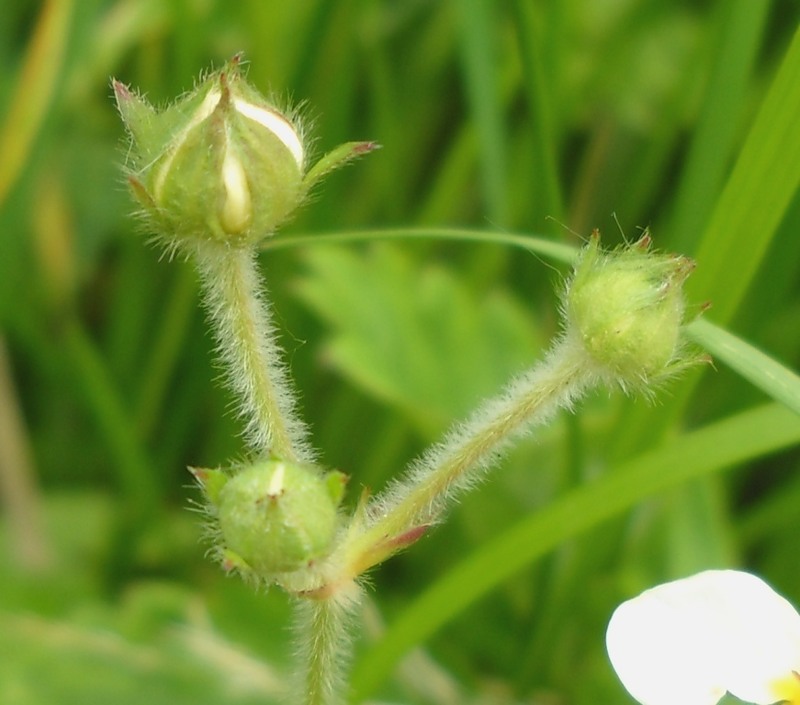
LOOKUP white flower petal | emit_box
[234,98,304,169]
[220,146,251,234]
[606,581,727,705]
[607,570,800,705]
[705,571,800,704]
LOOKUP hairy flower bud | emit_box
[192,461,346,578]
[565,231,698,389]
[114,55,377,248]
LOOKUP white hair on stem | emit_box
[348,333,599,568]
[191,242,314,463]
[290,587,362,705]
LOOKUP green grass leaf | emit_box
[0,0,73,208]
[455,0,509,224]
[668,0,769,251]
[686,317,800,415]
[686,23,800,324]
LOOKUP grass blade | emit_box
[686,317,800,416]
[668,0,769,251]
[686,23,800,324]
[0,0,73,208]
[455,0,509,224]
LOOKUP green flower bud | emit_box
[205,460,344,576]
[565,231,696,387]
[113,55,377,248]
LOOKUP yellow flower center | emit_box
[770,670,800,704]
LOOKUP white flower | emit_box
[606,570,800,705]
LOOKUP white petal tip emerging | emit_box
[219,148,252,235]
[234,98,304,169]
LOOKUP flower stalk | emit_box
[115,59,379,704]
[192,243,311,460]
[291,593,360,705]
[334,336,592,580]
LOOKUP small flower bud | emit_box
[113,55,378,248]
[565,231,697,388]
[198,460,344,577]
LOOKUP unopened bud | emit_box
[195,460,345,577]
[565,231,697,388]
[113,55,377,248]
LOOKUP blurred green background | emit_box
[1,1,799,703]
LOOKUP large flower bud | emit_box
[114,56,376,248]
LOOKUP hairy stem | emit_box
[340,335,595,576]
[192,243,313,462]
[292,593,359,705]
